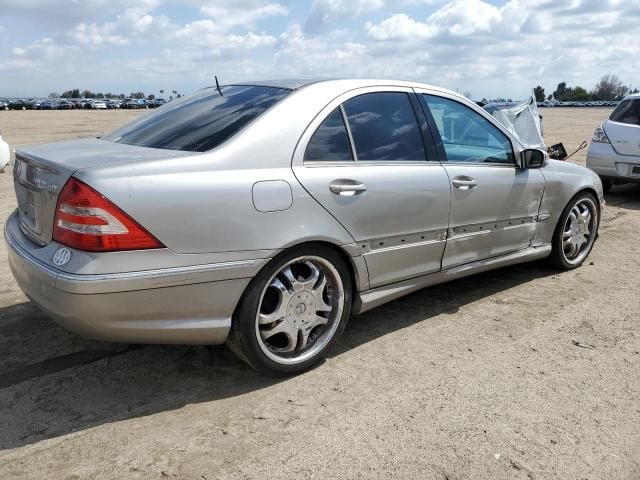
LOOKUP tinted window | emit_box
[102,85,290,152]
[610,99,640,126]
[342,93,426,161]
[304,108,353,161]
[422,95,514,164]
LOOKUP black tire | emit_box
[601,178,613,193]
[227,244,352,376]
[548,191,600,270]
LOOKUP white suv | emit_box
[587,94,640,192]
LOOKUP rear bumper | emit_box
[5,211,259,345]
[587,142,640,182]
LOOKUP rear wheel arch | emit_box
[276,241,361,295]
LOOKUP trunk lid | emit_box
[13,138,194,245]
[604,120,640,157]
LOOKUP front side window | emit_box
[342,92,427,161]
[304,108,353,161]
[102,85,290,152]
[610,99,640,126]
[421,95,514,164]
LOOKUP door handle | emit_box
[329,180,367,196]
[452,176,478,190]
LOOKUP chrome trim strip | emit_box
[365,237,444,255]
[447,216,536,239]
[58,259,258,283]
[5,220,261,294]
[353,244,552,314]
[360,228,447,253]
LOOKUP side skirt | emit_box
[352,244,552,314]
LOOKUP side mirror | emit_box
[522,149,545,169]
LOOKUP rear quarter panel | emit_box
[75,162,357,255]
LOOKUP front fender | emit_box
[533,160,604,245]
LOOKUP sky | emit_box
[0,0,638,99]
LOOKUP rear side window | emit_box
[304,108,354,161]
[342,93,426,161]
[102,85,290,152]
[610,99,640,126]
[421,95,514,164]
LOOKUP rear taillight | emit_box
[53,177,163,252]
[592,125,610,144]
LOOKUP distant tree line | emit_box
[48,88,183,100]
[533,75,639,103]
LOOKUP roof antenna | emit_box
[215,75,223,96]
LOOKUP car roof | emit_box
[220,78,458,95]
[624,93,640,100]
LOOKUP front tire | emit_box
[549,191,600,270]
[227,245,352,376]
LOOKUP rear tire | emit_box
[549,191,599,270]
[227,245,352,376]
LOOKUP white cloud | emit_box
[1,37,69,73]
[1,0,639,100]
[366,14,436,40]
[71,23,130,46]
[428,0,501,35]
[199,2,288,27]
[305,0,445,32]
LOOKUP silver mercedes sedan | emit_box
[6,79,604,376]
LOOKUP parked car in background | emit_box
[149,98,166,108]
[6,79,604,376]
[106,100,121,109]
[57,100,72,110]
[92,101,107,109]
[8,99,33,110]
[0,99,9,111]
[122,98,138,109]
[587,93,640,192]
[39,100,57,110]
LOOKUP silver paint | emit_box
[6,78,603,345]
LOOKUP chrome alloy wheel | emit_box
[255,256,344,365]
[561,196,598,265]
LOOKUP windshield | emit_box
[102,85,291,152]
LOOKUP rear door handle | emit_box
[329,180,367,196]
[452,176,478,190]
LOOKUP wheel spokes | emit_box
[298,261,321,290]
[281,266,304,292]
[259,320,298,352]
[258,278,291,325]
[298,315,329,350]
[311,274,332,313]
[561,198,598,263]
[256,257,343,360]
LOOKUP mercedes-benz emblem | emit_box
[295,303,307,315]
[52,247,71,266]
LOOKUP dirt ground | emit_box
[0,108,638,480]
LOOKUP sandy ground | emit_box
[0,108,638,480]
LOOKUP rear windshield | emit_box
[102,85,290,152]
[610,99,640,126]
